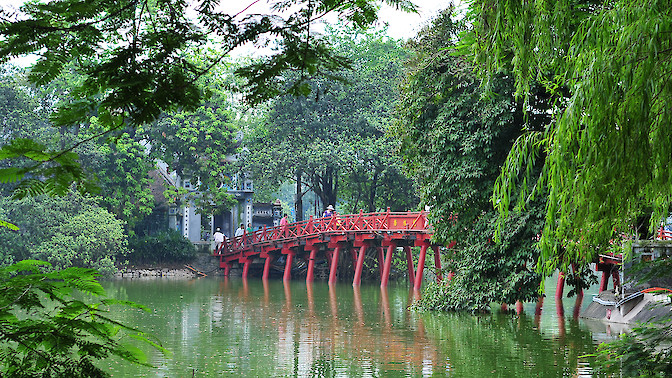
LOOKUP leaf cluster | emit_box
[0,260,166,377]
[244,27,416,213]
[395,8,557,308]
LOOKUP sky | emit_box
[379,1,450,40]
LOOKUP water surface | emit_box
[100,277,614,377]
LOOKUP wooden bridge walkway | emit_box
[213,210,449,290]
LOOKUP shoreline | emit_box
[114,254,224,279]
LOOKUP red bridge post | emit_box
[555,271,565,300]
[377,247,385,279]
[328,244,341,285]
[413,243,428,291]
[262,255,273,280]
[599,271,609,292]
[242,259,251,279]
[404,246,415,284]
[353,242,369,286]
[283,246,294,282]
[305,244,319,283]
[380,241,396,288]
[433,245,442,282]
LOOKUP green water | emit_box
[100,277,614,377]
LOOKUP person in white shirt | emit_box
[213,228,225,251]
[235,224,245,238]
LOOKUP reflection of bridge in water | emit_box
[211,280,591,376]
[214,280,447,376]
[213,210,451,289]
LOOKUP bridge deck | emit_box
[213,210,443,289]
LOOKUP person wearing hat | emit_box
[213,227,225,252]
[323,205,335,218]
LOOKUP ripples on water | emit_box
[100,277,618,377]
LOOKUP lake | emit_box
[100,276,616,377]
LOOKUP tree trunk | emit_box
[367,170,379,212]
[313,167,339,212]
[295,168,303,221]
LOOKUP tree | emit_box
[469,0,672,274]
[140,65,239,215]
[469,0,672,370]
[244,27,416,218]
[393,8,553,310]
[0,0,416,201]
[0,260,165,377]
[0,191,128,276]
[0,66,156,231]
[338,137,418,213]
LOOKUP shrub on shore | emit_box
[127,230,196,264]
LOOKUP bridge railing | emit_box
[658,226,672,240]
[215,210,429,257]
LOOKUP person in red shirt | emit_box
[279,214,289,237]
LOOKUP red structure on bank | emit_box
[213,209,447,289]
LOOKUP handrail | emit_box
[657,226,672,240]
[215,210,430,257]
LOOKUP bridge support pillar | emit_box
[353,242,369,286]
[242,260,250,279]
[611,269,620,290]
[223,262,231,277]
[350,249,358,272]
[404,246,415,284]
[599,271,609,292]
[571,263,583,297]
[377,247,385,278]
[262,255,273,280]
[306,245,319,284]
[283,248,294,282]
[413,243,428,291]
[329,245,341,285]
[433,245,442,282]
[381,242,396,288]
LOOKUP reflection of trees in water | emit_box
[419,307,599,376]
[102,279,601,376]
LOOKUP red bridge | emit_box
[213,210,447,290]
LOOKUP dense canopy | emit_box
[472,0,672,273]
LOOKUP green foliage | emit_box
[244,27,417,217]
[0,192,128,275]
[141,65,239,215]
[394,9,551,310]
[31,208,128,276]
[82,132,155,231]
[0,68,155,230]
[414,210,545,312]
[0,260,166,377]
[127,230,196,265]
[0,0,416,200]
[592,325,672,376]
[471,0,672,274]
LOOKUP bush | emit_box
[32,208,128,277]
[0,192,128,276]
[127,230,196,264]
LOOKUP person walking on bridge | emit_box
[280,213,288,237]
[323,205,335,218]
[213,228,225,253]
